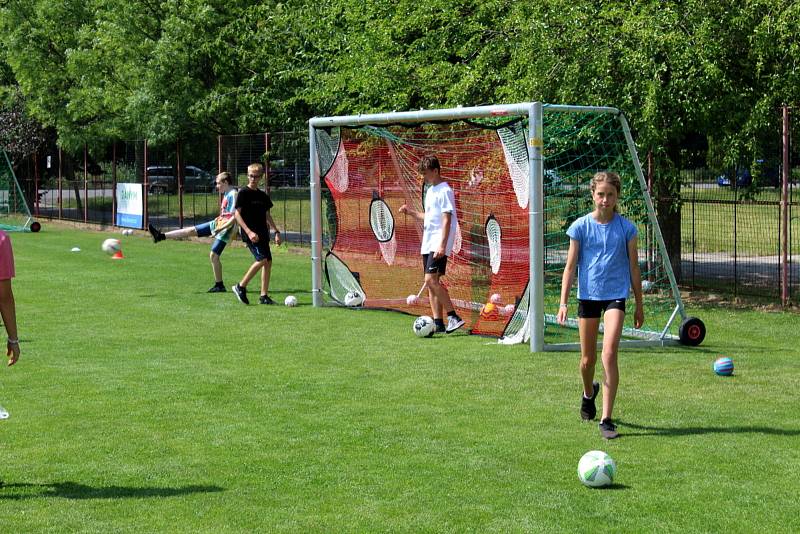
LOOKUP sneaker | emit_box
[232,284,249,305]
[599,418,619,439]
[208,284,226,293]
[259,295,276,305]
[445,315,465,333]
[580,381,600,420]
[148,223,165,243]
[435,325,446,334]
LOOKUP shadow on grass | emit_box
[619,421,800,437]
[0,482,223,500]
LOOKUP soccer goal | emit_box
[0,150,37,232]
[308,103,705,352]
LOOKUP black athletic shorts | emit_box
[242,233,272,262]
[577,299,626,319]
[422,253,448,275]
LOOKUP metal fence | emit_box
[9,122,800,304]
[14,133,316,245]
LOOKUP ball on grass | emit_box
[413,315,435,337]
[284,295,298,307]
[578,450,616,488]
[713,356,734,376]
[101,238,121,255]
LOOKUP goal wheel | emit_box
[678,317,706,346]
[30,221,42,233]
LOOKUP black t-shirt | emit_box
[235,186,273,236]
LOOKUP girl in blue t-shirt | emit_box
[556,171,644,439]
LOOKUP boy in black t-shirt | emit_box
[232,163,283,305]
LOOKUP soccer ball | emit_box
[413,315,435,338]
[101,238,121,255]
[578,450,616,488]
[121,229,134,236]
[406,294,419,306]
[489,293,502,304]
[284,295,298,307]
[713,356,734,376]
[344,290,364,307]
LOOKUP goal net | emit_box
[0,150,34,232]
[309,104,692,350]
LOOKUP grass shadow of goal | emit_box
[0,481,223,500]
[618,421,800,438]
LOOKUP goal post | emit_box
[308,103,704,351]
[0,150,36,232]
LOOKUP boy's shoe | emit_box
[445,316,465,333]
[148,223,166,243]
[208,284,226,293]
[580,381,600,420]
[599,418,619,439]
[259,295,276,305]
[435,325,446,334]
[232,284,249,305]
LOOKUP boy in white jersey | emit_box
[400,155,464,334]
[149,171,238,292]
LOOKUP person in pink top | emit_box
[0,230,19,365]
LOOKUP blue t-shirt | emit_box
[566,213,638,301]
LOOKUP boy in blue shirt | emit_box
[149,171,238,292]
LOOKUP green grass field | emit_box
[1,226,798,532]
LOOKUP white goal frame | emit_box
[308,103,687,352]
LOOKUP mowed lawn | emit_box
[0,225,798,532]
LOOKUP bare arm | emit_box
[398,204,424,221]
[266,212,282,245]
[0,279,19,365]
[434,212,452,258]
[556,239,579,325]
[628,235,644,328]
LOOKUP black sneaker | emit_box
[148,223,165,243]
[435,325,446,334]
[580,381,600,420]
[445,315,465,333]
[259,295,276,305]
[232,284,249,305]
[599,418,619,439]
[208,284,226,293]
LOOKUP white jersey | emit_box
[421,181,458,255]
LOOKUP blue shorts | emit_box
[242,234,272,262]
[196,222,227,255]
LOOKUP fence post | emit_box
[265,132,271,194]
[143,139,149,229]
[177,139,184,228]
[217,135,222,174]
[782,105,790,307]
[112,142,117,226]
[83,143,88,223]
[57,147,62,219]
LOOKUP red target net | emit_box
[319,121,530,337]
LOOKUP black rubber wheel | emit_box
[679,317,706,346]
[30,221,42,233]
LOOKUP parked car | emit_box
[147,165,213,194]
[717,160,779,188]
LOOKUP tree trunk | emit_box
[653,146,682,283]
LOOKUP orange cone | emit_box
[111,249,124,260]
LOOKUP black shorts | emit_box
[422,253,447,275]
[577,299,626,319]
[242,233,272,262]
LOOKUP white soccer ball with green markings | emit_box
[101,238,121,255]
[578,450,616,488]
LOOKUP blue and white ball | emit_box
[413,315,435,338]
[344,290,364,307]
[713,356,734,376]
[578,450,616,488]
